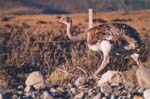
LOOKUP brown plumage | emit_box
[87,23,141,50]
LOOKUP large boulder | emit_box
[0,93,3,99]
[143,89,150,99]
[97,71,123,87]
[25,71,46,90]
[136,66,150,88]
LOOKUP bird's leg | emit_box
[94,40,112,76]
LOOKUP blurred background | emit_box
[0,0,150,15]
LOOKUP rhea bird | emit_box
[58,16,142,76]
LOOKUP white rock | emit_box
[0,94,3,99]
[97,71,122,87]
[136,66,150,88]
[70,88,76,94]
[25,71,46,90]
[93,93,101,99]
[43,91,54,99]
[144,89,150,99]
[75,77,86,87]
[110,95,115,99]
[50,88,56,93]
[73,92,85,99]
[24,86,31,93]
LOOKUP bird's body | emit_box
[59,16,142,76]
[87,23,141,51]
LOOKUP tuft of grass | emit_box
[47,68,69,84]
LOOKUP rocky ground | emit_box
[1,68,150,99]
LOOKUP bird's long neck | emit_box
[66,22,87,41]
[66,23,73,39]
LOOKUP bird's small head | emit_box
[58,16,72,25]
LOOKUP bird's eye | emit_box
[62,17,66,20]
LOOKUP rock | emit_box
[50,88,56,93]
[75,77,86,87]
[11,94,18,99]
[88,89,93,96]
[127,93,132,99]
[43,91,54,99]
[110,95,115,99]
[97,71,122,87]
[18,91,24,95]
[0,80,8,93]
[0,94,3,99]
[56,87,64,93]
[73,92,85,99]
[100,82,112,94]
[93,93,102,99]
[24,86,31,93]
[133,95,144,99]
[118,96,127,99]
[102,97,107,99]
[70,88,76,94]
[143,89,150,99]
[25,71,46,90]
[136,66,150,88]
[17,85,24,90]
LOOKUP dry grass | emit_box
[0,10,150,84]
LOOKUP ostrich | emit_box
[58,16,141,76]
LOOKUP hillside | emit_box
[0,0,150,15]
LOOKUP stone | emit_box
[75,77,86,87]
[100,82,112,94]
[56,87,64,93]
[43,91,54,99]
[136,66,150,88]
[127,93,132,99]
[18,91,24,95]
[93,93,102,99]
[102,97,107,99]
[25,71,46,90]
[88,89,93,96]
[24,86,31,93]
[133,95,144,99]
[17,85,24,90]
[143,89,150,99]
[0,94,3,99]
[0,80,8,93]
[12,94,18,99]
[73,92,85,99]
[70,88,76,94]
[110,95,115,99]
[50,88,56,93]
[118,96,127,99]
[97,71,122,87]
